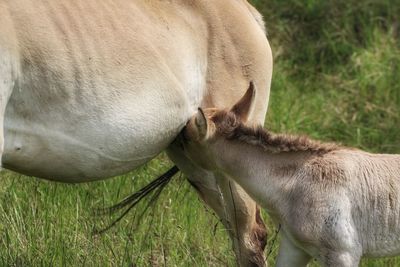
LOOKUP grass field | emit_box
[1,1,399,266]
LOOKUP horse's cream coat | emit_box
[0,1,272,266]
[182,85,400,267]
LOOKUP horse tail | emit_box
[94,165,179,234]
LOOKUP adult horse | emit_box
[0,0,273,266]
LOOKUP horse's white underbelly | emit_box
[2,86,194,182]
[2,89,185,182]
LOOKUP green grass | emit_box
[1,0,400,266]
[0,156,237,266]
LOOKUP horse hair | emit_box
[94,165,179,234]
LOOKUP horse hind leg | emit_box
[217,178,268,267]
[168,144,267,267]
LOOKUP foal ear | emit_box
[195,108,208,140]
[231,81,257,122]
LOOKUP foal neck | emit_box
[213,140,317,216]
[211,122,340,214]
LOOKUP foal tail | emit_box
[94,165,179,234]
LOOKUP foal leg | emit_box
[316,209,362,267]
[167,144,267,267]
[275,234,311,267]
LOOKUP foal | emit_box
[180,83,400,267]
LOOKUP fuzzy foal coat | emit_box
[182,107,400,267]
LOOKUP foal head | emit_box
[181,81,338,171]
[181,82,257,170]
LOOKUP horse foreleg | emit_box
[167,144,267,267]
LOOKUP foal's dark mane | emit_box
[211,111,339,154]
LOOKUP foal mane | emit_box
[211,111,339,154]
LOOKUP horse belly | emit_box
[1,46,204,182]
[2,87,191,182]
